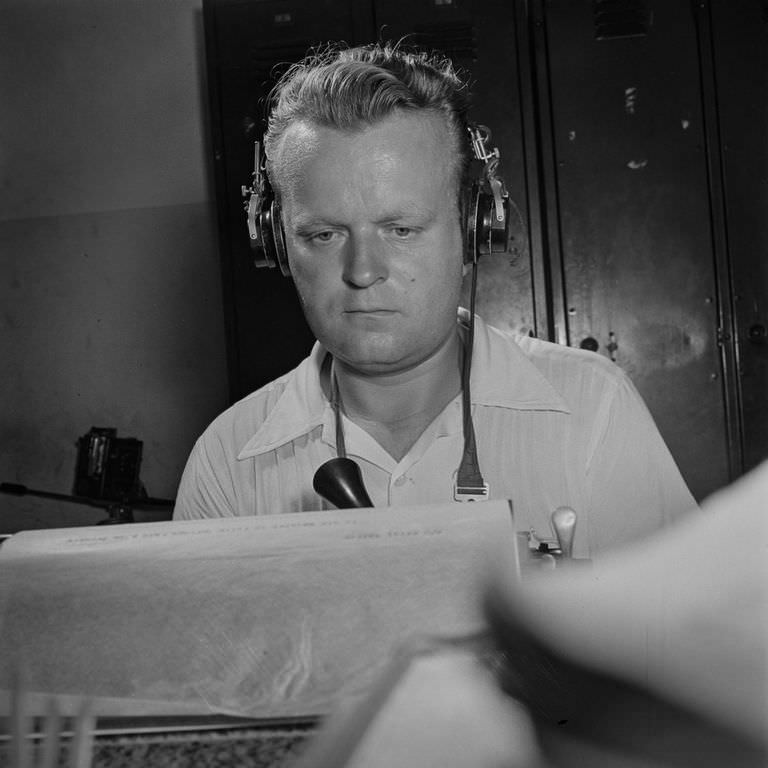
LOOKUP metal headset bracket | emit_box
[242,141,290,276]
[468,124,508,225]
[242,141,266,249]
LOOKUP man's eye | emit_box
[310,231,336,243]
[391,227,413,238]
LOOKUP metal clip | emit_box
[488,177,506,222]
[241,142,261,200]
[526,527,561,555]
[468,125,508,222]
[453,482,490,502]
[242,142,266,243]
[468,124,500,164]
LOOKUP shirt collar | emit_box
[238,343,331,459]
[466,312,570,413]
[238,311,569,459]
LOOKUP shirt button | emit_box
[394,475,407,487]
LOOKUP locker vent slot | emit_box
[593,0,652,40]
[248,41,313,79]
[406,22,478,62]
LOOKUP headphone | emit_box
[241,123,511,275]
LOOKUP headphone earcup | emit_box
[270,200,291,277]
[474,188,510,258]
[463,182,510,264]
[463,182,481,265]
[248,192,292,277]
[245,144,292,277]
[255,202,277,269]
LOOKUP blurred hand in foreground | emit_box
[296,461,768,768]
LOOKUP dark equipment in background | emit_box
[74,427,142,502]
[1,427,174,525]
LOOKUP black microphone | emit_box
[313,457,373,509]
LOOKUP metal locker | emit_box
[706,0,768,475]
[529,0,756,499]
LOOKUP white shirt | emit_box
[174,315,697,558]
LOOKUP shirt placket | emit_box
[388,398,464,505]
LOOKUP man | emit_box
[174,43,696,557]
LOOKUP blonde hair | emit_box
[263,42,472,200]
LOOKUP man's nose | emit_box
[342,233,389,288]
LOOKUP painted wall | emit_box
[0,0,228,531]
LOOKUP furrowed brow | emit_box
[375,206,436,225]
[290,215,338,234]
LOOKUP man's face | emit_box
[274,110,464,376]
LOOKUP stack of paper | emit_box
[0,501,518,720]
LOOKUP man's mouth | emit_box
[344,309,397,316]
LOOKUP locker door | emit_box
[708,0,768,474]
[539,0,731,499]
